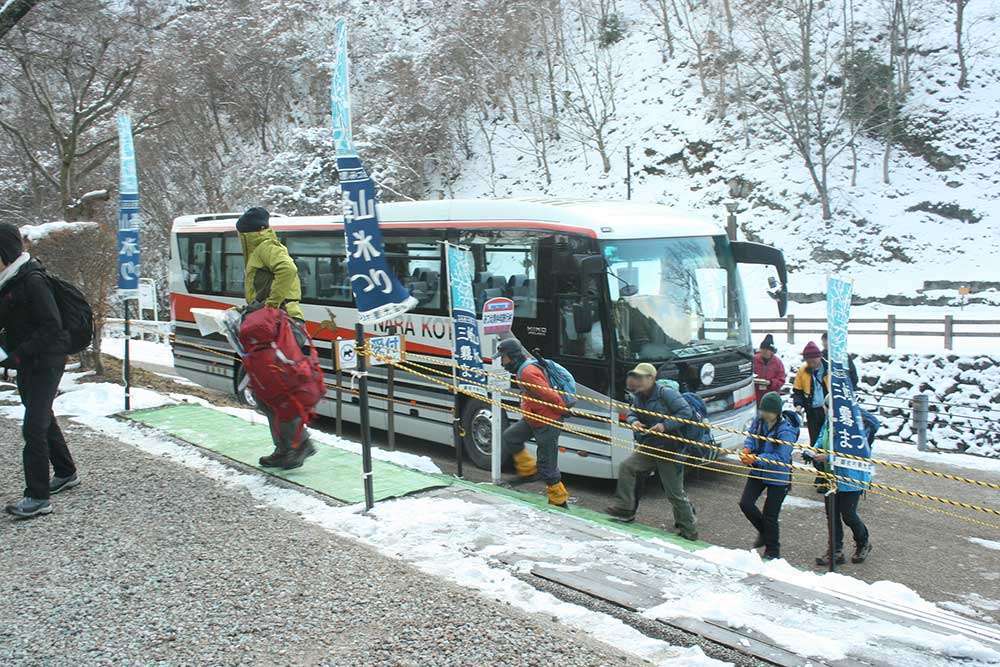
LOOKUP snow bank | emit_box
[101,338,175,368]
[20,221,99,243]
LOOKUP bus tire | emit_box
[461,399,505,470]
[235,364,258,409]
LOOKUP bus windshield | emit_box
[601,236,751,361]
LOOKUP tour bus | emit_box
[169,198,788,479]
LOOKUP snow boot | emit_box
[815,550,846,567]
[49,473,80,495]
[512,449,538,479]
[852,542,872,564]
[753,532,765,549]
[547,482,569,508]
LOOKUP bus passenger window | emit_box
[482,242,538,318]
[223,235,245,295]
[557,273,605,359]
[285,235,347,303]
[384,236,442,311]
[184,238,215,293]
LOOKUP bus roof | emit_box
[171,198,724,240]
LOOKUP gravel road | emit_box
[0,415,644,666]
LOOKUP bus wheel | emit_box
[235,365,257,409]
[461,400,504,470]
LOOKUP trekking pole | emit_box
[355,323,375,511]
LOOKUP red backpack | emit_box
[238,307,325,448]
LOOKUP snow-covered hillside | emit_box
[440,0,1000,301]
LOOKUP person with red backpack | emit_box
[0,223,79,519]
[235,207,321,470]
[498,337,570,507]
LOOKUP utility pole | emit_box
[625,146,632,201]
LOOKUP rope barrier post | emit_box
[490,339,503,486]
[944,315,954,350]
[335,366,343,436]
[914,394,930,452]
[355,323,375,511]
[386,326,397,452]
[786,313,795,345]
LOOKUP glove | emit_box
[739,448,757,466]
[0,347,7,364]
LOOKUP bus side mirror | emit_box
[573,303,594,334]
[576,254,605,277]
[731,241,788,317]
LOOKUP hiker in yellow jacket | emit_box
[236,207,313,469]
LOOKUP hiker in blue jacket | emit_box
[738,392,799,560]
[811,410,877,566]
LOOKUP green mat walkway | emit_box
[126,404,448,504]
[125,403,706,552]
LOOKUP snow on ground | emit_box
[967,537,1000,552]
[101,337,174,368]
[874,439,1000,474]
[34,371,999,665]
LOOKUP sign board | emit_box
[336,339,357,371]
[368,334,404,366]
[482,297,515,335]
[138,280,157,311]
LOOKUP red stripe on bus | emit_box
[175,219,597,238]
[733,395,755,410]
[170,293,455,358]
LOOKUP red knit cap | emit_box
[802,341,822,359]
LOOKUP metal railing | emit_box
[103,318,172,344]
[750,315,999,350]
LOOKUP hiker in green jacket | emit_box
[236,207,314,469]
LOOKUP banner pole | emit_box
[123,297,131,411]
[356,322,374,510]
[444,241,464,479]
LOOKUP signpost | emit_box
[482,296,515,336]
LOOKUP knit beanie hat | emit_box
[236,207,270,233]
[759,334,776,352]
[802,341,822,359]
[0,223,24,264]
[759,391,783,415]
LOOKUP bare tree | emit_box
[640,0,678,61]
[955,0,970,89]
[0,0,40,40]
[738,0,857,220]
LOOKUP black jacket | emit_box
[822,348,859,389]
[0,259,69,368]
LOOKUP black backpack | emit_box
[40,268,95,355]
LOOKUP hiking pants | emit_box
[18,365,75,500]
[827,490,869,551]
[739,477,789,558]
[501,419,561,485]
[612,449,697,535]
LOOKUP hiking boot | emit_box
[677,529,699,542]
[259,448,289,467]
[815,550,846,567]
[50,473,80,495]
[852,542,872,564]
[281,441,317,470]
[762,551,780,561]
[753,532,765,549]
[5,497,52,519]
[546,482,569,508]
[605,505,636,522]
[512,449,538,478]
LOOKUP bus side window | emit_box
[384,234,443,311]
[556,272,605,359]
[223,234,245,296]
[482,242,538,318]
[285,234,348,303]
[185,236,219,294]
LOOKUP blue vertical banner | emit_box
[446,243,485,396]
[117,113,140,297]
[331,19,416,323]
[826,277,872,488]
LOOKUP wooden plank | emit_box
[530,565,664,612]
[662,616,827,667]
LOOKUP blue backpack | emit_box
[681,391,714,447]
[525,358,578,409]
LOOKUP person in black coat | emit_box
[0,223,78,519]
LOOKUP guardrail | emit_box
[103,318,172,344]
[750,315,999,350]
